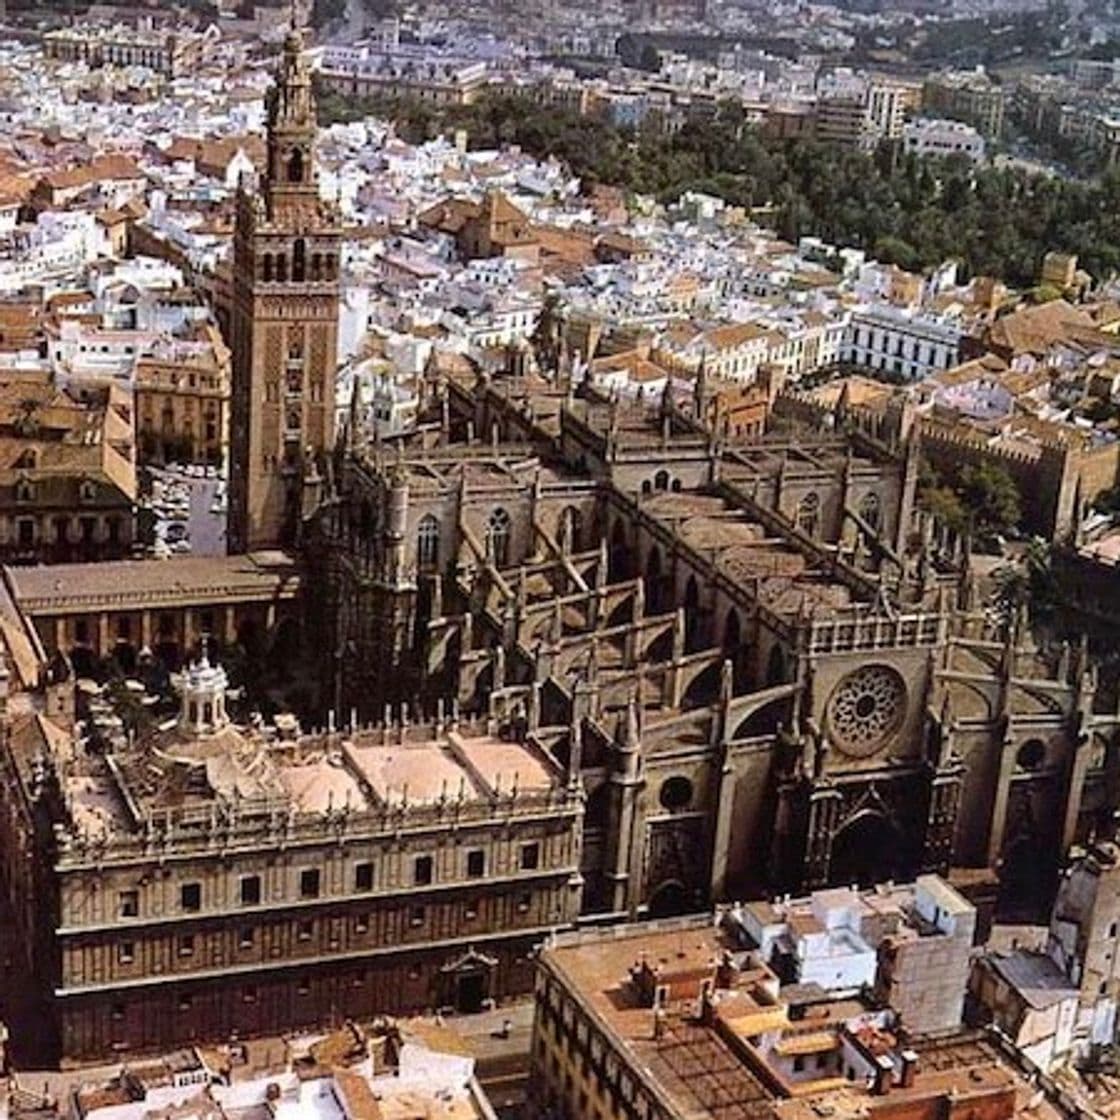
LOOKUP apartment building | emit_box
[922,69,1005,138]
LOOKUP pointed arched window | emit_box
[417,514,440,571]
[486,507,512,568]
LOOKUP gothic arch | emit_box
[684,574,701,652]
[682,660,721,708]
[559,505,583,553]
[858,491,881,532]
[829,810,903,888]
[766,643,788,686]
[585,783,612,830]
[647,879,691,919]
[293,238,307,283]
[645,545,664,613]
[417,514,440,571]
[732,694,793,739]
[797,491,820,537]
[723,607,741,653]
[287,147,304,183]
[609,519,631,580]
[486,507,512,568]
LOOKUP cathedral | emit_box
[195,19,1120,931]
[0,25,1117,1063]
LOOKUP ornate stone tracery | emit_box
[826,665,907,758]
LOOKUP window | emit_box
[243,986,257,1004]
[409,905,426,927]
[180,882,201,912]
[240,875,261,906]
[298,920,313,942]
[354,862,374,892]
[414,855,433,886]
[858,491,881,532]
[486,507,512,568]
[659,776,693,811]
[464,901,478,920]
[179,935,194,957]
[119,890,139,918]
[517,892,532,913]
[521,842,541,871]
[796,492,820,537]
[354,914,370,934]
[417,514,440,571]
[239,928,254,949]
[17,518,34,547]
[118,941,135,964]
[467,849,486,878]
[299,868,320,899]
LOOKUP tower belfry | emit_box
[227,20,341,553]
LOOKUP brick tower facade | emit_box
[228,23,340,553]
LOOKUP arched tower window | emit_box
[287,147,304,183]
[417,514,440,571]
[292,239,306,283]
[276,254,288,282]
[797,492,820,537]
[486,507,512,568]
[654,469,671,492]
[311,253,322,282]
[262,254,273,282]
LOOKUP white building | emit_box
[843,304,963,381]
[903,117,986,162]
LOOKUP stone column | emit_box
[1062,737,1092,853]
[986,733,1017,867]
[709,753,735,900]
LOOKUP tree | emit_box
[922,485,968,535]
[958,462,1022,536]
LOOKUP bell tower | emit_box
[227,19,340,553]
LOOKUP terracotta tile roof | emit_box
[987,299,1094,356]
[40,154,145,192]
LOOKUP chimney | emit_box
[899,1049,918,1088]
[872,1055,894,1096]
[715,949,735,990]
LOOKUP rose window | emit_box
[826,666,907,757]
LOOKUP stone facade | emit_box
[227,26,340,553]
[304,363,1120,925]
[0,652,583,1062]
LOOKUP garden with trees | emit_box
[316,87,1120,288]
